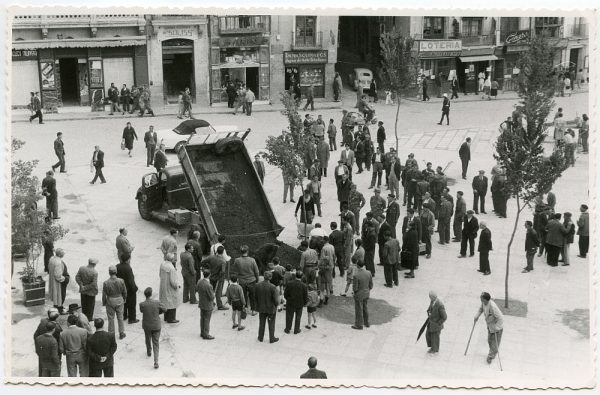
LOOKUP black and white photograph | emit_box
[5,7,596,389]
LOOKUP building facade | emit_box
[12,14,148,109]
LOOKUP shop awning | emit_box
[459,55,498,63]
[12,36,146,50]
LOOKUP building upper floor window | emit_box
[218,15,269,33]
[296,16,316,46]
[423,17,444,38]
[462,17,483,37]
[535,17,562,26]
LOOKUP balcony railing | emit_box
[459,33,495,46]
[218,15,269,34]
[13,14,144,27]
[292,31,323,49]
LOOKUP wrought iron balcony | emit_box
[218,15,269,34]
[459,33,495,46]
[292,31,323,49]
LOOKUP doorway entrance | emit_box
[59,58,79,106]
[162,39,195,104]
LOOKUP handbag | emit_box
[120,139,126,150]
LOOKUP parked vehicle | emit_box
[350,68,373,91]
[155,119,241,152]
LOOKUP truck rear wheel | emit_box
[215,136,243,155]
[138,195,153,220]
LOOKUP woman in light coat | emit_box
[159,253,180,323]
[48,248,68,313]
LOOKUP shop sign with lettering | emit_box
[12,49,38,60]
[159,26,197,40]
[283,50,328,64]
[418,40,462,58]
[505,30,530,45]
[215,36,269,48]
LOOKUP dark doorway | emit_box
[245,67,259,96]
[162,52,194,103]
[59,58,79,105]
[569,48,580,72]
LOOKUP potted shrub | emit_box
[11,138,67,306]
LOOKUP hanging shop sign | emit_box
[12,49,38,60]
[214,35,269,48]
[283,50,328,65]
[505,30,530,45]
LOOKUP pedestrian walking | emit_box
[225,82,237,108]
[180,243,197,304]
[327,119,337,151]
[422,77,430,101]
[115,228,134,262]
[303,84,315,111]
[107,83,123,115]
[376,121,386,153]
[116,253,138,324]
[522,220,540,273]
[230,245,260,316]
[472,170,488,214]
[138,85,154,117]
[181,87,193,119]
[41,170,59,220]
[255,272,280,343]
[29,92,44,123]
[426,291,447,353]
[474,292,504,364]
[102,265,127,339]
[120,84,131,113]
[332,72,342,102]
[369,79,378,103]
[225,275,246,331]
[89,145,106,184]
[284,271,307,334]
[139,287,165,369]
[159,253,180,323]
[478,222,493,275]
[121,122,138,157]
[351,260,373,330]
[577,204,589,258]
[143,126,158,167]
[52,132,66,173]
[75,258,98,321]
[60,314,89,377]
[35,321,61,377]
[300,356,328,379]
[459,138,471,180]
[196,269,215,340]
[48,248,69,314]
[87,318,117,377]
[245,88,255,116]
[437,93,450,125]
[458,210,479,258]
[451,76,459,99]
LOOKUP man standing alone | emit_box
[577,204,589,258]
[52,132,66,173]
[144,126,158,167]
[42,170,59,220]
[459,137,471,180]
[102,265,127,339]
[196,269,216,340]
[522,221,540,273]
[478,222,492,275]
[426,291,447,354]
[139,287,165,369]
[474,292,504,364]
[254,272,280,343]
[352,260,373,330]
[472,170,488,214]
[284,271,308,334]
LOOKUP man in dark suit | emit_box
[386,193,401,238]
[300,356,328,379]
[253,154,266,184]
[33,308,63,376]
[459,210,479,258]
[196,269,216,340]
[139,287,165,369]
[144,126,158,167]
[478,222,493,275]
[254,271,280,343]
[41,170,59,220]
[426,291,447,353]
[437,93,451,125]
[523,220,540,273]
[154,144,168,173]
[459,137,471,179]
[52,132,66,173]
[377,214,392,268]
[87,318,117,377]
[35,321,61,377]
[472,170,488,214]
[352,260,373,330]
[116,252,139,324]
[401,208,422,240]
[452,191,467,242]
[90,145,106,184]
[29,91,44,124]
[283,271,308,334]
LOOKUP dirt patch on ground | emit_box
[557,308,589,338]
[494,298,528,318]
[317,296,400,326]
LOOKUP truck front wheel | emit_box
[138,194,153,220]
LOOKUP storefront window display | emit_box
[219,47,260,66]
[40,62,55,89]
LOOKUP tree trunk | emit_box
[505,195,523,308]
[394,93,401,152]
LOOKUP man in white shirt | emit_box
[474,291,504,364]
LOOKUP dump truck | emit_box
[135,120,301,269]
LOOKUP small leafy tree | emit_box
[12,138,68,282]
[263,91,313,236]
[379,29,418,151]
[494,35,567,308]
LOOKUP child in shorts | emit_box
[225,275,246,331]
[341,255,358,296]
[306,284,319,329]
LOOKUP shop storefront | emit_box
[456,47,497,95]
[283,50,328,98]
[497,30,530,91]
[417,40,461,97]
[209,35,270,104]
[11,49,40,109]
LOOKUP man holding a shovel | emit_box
[473,292,504,365]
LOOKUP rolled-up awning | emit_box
[12,36,146,50]
[459,55,499,63]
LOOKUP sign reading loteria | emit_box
[418,40,462,58]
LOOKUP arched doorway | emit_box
[162,38,195,104]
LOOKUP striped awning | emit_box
[12,36,146,50]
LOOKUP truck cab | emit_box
[136,167,195,222]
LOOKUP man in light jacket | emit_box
[474,292,504,364]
